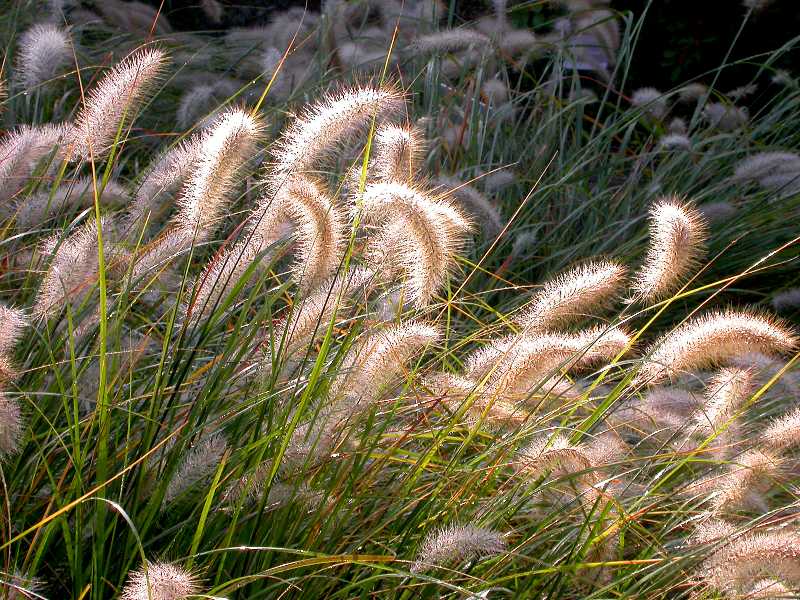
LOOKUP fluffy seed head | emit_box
[761,406,800,453]
[703,102,748,131]
[658,133,691,151]
[164,435,227,503]
[0,123,69,205]
[16,177,128,230]
[120,561,199,600]
[732,152,800,183]
[637,310,797,384]
[517,260,627,330]
[436,176,503,239]
[468,327,629,398]
[631,87,667,119]
[16,23,71,92]
[72,48,167,160]
[630,197,707,301]
[271,84,404,181]
[0,305,30,354]
[412,524,505,572]
[361,181,472,306]
[678,82,708,103]
[409,29,492,56]
[700,528,800,595]
[336,321,440,404]
[0,392,23,457]
[33,218,122,320]
[371,123,424,183]
[175,107,262,240]
[695,368,755,435]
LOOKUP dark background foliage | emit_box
[139,0,800,94]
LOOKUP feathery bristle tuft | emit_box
[0,305,30,354]
[412,524,505,572]
[516,260,627,330]
[631,197,707,301]
[164,435,227,504]
[700,528,800,595]
[271,84,404,181]
[371,123,424,183]
[0,123,69,205]
[72,48,168,160]
[16,23,71,92]
[0,392,23,457]
[637,310,797,384]
[335,321,440,404]
[120,561,199,600]
[175,107,262,240]
[436,176,504,239]
[361,181,472,306]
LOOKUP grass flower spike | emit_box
[631,197,707,301]
[72,47,167,160]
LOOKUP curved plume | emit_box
[761,404,800,453]
[123,133,203,235]
[16,23,71,92]
[361,181,472,306]
[689,448,783,513]
[0,123,69,205]
[164,435,227,504]
[260,267,373,367]
[517,260,627,331]
[467,326,630,390]
[71,47,167,160]
[411,524,505,572]
[694,368,754,434]
[425,372,526,428]
[631,197,707,301]
[436,176,503,239]
[370,123,424,183]
[33,218,123,320]
[637,310,797,384]
[270,84,404,181]
[174,107,262,241]
[190,175,345,318]
[120,561,199,600]
[16,177,128,230]
[699,528,800,596]
[693,368,754,459]
[334,321,440,405]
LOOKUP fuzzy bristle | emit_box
[517,260,627,330]
[270,84,404,181]
[335,321,440,405]
[637,310,797,384]
[16,23,71,92]
[361,181,472,306]
[0,392,23,457]
[411,524,505,572]
[371,123,424,183]
[175,107,262,240]
[164,435,227,504]
[120,561,199,600]
[699,528,800,596]
[72,48,168,160]
[436,176,504,239]
[631,197,707,302]
[0,123,69,205]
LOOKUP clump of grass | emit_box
[3,1,800,598]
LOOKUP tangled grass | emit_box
[2,0,800,598]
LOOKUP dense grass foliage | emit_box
[2,1,800,598]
